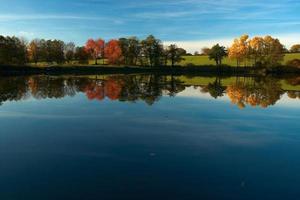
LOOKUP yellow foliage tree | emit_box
[228,34,249,67]
[229,35,284,67]
[28,40,39,64]
[248,37,264,66]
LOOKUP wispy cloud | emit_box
[0,0,300,45]
[0,14,110,21]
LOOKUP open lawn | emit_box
[180,53,300,67]
[26,53,300,68]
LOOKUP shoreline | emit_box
[0,64,299,77]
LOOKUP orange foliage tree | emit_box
[229,35,284,67]
[104,40,123,65]
[228,34,249,67]
[28,40,39,64]
[85,38,105,65]
[248,37,264,65]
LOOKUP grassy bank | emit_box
[180,53,300,66]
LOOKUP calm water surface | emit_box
[0,74,300,199]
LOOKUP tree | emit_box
[261,36,284,66]
[119,37,141,65]
[194,51,200,56]
[201,47,211,55]
[228,34,249,67]
[49,40,65,64]
[127,37,141,65]
[208,44,227,65]
[229,35,284,67]
[248,36,264,66]
[28,39,40,64]
[118,38,129,64]
[0,35,27,65]
[104,40,123,65]
[166,44,186,67]
[75,47,89,64]
[141,35,163,67]
[85,38,105,65]
[64,42,75,63]
[290,44,300,53]
[31,39,65,64]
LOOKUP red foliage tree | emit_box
[85,38,105,65]
[104,40,123,65]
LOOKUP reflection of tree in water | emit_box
[200,77,226,99]
[118,75,185,105]
[287,91,300,99]
[226,77,284,108]
[0,76,29,105]
[84,77,123,101]
[0,74,186,106]
[286,76,300,86]
[0,75,299,107]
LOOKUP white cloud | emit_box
[18,31,35,37]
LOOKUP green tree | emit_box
[0,35,27,65]
[119,37,141,65]
[167,44,186,67]
[75,47,89,64]
[141,35,163,67]
[208,44,227,65]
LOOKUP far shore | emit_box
[1,64,300,77]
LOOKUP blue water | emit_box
[0,75,300,199]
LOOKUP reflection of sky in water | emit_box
[0,89,300,199]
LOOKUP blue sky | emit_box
[1,0,300,52]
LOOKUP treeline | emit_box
[0,35,187,67]
[0,36,27,65]
[201,35,287,67]
[0,33,299,68]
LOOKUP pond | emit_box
[0,74,300,199]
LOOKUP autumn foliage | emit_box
[228,35,285,67]
[85,78,123,101]
[226,79,283,109]
[228,35,249,66]
[85,38,105,64]
[104,40,123,65]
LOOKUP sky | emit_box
[1,0,300,52]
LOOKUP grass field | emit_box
[180,53,300,67]
[27,53,300,68]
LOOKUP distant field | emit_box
[27,53,300,68]
[180,53,300,67]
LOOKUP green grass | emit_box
[26,53,300,68]
[181,53,300,67]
